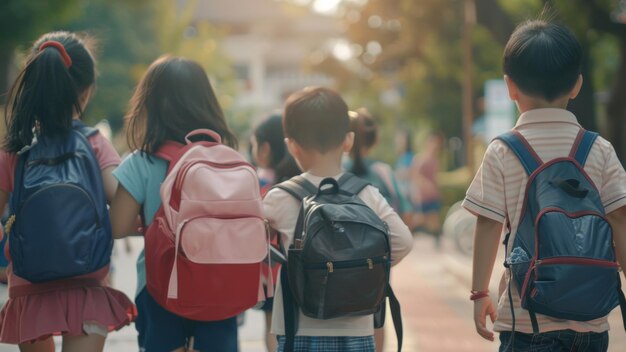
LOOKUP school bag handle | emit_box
[184,129,221,144]
[317,178,340,196]
[550,177,589,199]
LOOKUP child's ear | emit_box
[569,75,583,99]
[79,86,94,111]
[342,132,355,153]
[504,75,519,101]
[285,138,300,159]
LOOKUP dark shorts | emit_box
[415,200,441,214]
[277,335,375,352]
[499,330,608,352]
[135,288,238,352]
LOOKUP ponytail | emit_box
[349,108,378,177]
[4,32,95,153]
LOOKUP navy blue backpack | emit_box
[498,129,626,333]
[7,120,113,283]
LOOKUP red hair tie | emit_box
[39,41,72,68]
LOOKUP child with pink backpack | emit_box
[110,56,270,352]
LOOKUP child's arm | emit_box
[471,215,502,342]
[364,186,413,265]
[110,185,141,239]
[607,205,626,280]
[101,166,118,204]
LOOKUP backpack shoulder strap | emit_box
[154,141,187,173]
[569,129,598,167]
[273,175,316,201]
[155,141,185,162]
[72,120,99,138]
[338,173,370,195]
[495,130,542,175]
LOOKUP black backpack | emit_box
[275,173,403,352]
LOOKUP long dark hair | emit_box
[126,56,237,153]
[349,108,378,177]
[254,113,300,182]
[4,31,96,153]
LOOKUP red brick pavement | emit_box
[387,238,498,352]
[388,237,626,352]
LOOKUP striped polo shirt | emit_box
[463,108,626,334]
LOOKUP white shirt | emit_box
[463,108,626,333]
[264,172,413,336]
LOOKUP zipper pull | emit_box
[367,258,373,270]
[5,215,15,235]
[326,261,334,273]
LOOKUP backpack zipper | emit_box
[305,255,388,271]
[535,257,618,268]
[19,184,101,228]
[520,256,619,304]
[173,160,255,197]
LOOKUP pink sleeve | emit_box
[88,133,121,170]
[0,151,17,193]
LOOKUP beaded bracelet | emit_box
[470,290,490,301]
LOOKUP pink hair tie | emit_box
[39,41,72,68]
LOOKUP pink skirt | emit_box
[0,266,136,344]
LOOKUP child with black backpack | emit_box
[0,31,135,351]
[264,87,413,352]
[465,20,626,351]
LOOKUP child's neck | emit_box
[305,152,344,178]
[307,163,343,178]
[516,96,569,113]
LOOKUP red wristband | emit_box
[470,290,489,301]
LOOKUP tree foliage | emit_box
[317,0,626,162]
[1,0,235,138]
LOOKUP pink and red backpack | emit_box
[144,129,271,321]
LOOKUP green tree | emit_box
[328,0,502,141]
[0,0,81,103]
[476,0,626,160]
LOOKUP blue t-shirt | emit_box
[113,151,168,297]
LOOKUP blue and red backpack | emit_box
[7,120,112,283]
[498,129,626,333]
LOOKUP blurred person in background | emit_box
[345,108,412,352]
[394,130,414,210]
[250,112,300,352]
[410,131,445,246]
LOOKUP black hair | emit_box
[253,113,300,182]
[349,108,377,177]
[283,87,350,153]
[126,55,238,153]
[4,31,96,153]
[503,20,582,102]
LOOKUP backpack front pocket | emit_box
[525,258,620,321]
[179,216,268,263]
[13,184,101,282]
[302,256,388,319]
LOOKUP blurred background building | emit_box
[194,0,339,110]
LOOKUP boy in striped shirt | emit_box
[464,20,626,351]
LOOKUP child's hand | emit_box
[474,296,497,341]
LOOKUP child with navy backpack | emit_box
[110,56,270,352]
[0,31,135,351]
[465,20,626,351]
[264,87,413,352]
